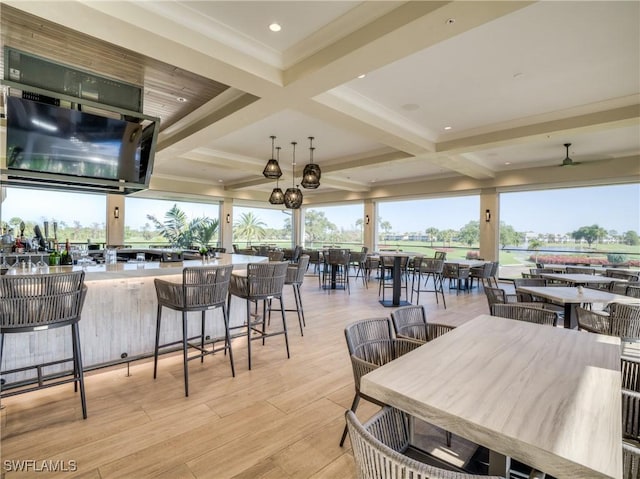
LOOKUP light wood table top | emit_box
[361,314,622,479]
[517,285,637,306]
[445,259,486,268]
[540,273,627,285]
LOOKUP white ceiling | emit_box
[5,0,640,202]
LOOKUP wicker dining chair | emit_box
[576,303,640,342]
[623,388,640,442]
[339,318,421,447]
[346,407,505,479]
[484,286,518,311]
[391,305,455,343]
[622,356,640,392]
[622,441,640,479]
[0,271,88,418]
[442,263,470,294]
[490,303,559,327]
[153,264,235,396]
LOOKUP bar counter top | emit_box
[5,253,264,281]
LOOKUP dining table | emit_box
[516,285,639,329]
[360,314,622,479]
[539,272,627,287]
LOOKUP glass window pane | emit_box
[377,196,480,258]
[125,197,220,248]
[0,186,106,248]
[304,204,364,249]
[499,184,640,278]
[232,206,291,249]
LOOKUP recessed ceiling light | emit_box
[504,162,511,165]
[176,97,187,103]
[357,74,366,79]
[218,179,224,183]
[444,126,452,130]
[269,23,282,32]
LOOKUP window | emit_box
[0,186,106,247]
[232,206,291,248]
[125,197,220,248]
[303,203,364,249]
[499,184,640,278]
[377,196,480,258]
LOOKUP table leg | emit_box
[392,256,401,306]
[564,303,578,329]
[488,450,510,477]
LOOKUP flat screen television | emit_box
[4,93,158,193]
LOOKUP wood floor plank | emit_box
[0,275,491,478]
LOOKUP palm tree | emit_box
[528,239,543,263]
[234,212,266,246]
[146,204,213,249]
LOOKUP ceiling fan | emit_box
[560,142,580,166]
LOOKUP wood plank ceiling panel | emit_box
[0,4,230,130]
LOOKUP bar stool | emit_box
[153,264,234,397]
[411,256,446,308]
[0,271,88,418]
[227,261,289,370]
[283,255,310,335]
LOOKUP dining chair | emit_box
[622,442,640,479]
[469,262,493,291]
[490,303,559,327]
[338,318,421,447]
[622,356,640,392]
[0,271,89,418]
[346,406,507,479]
[153,264,235,396]
[391,305,455,343]
[576,303,640,342]
[442,263,470,294]
[623,388,640,442]
[484,286,518,311]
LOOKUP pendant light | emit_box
[262,135,282,179]
[283,142,303,209]
[301,136,320,189]
[269,146,285,205]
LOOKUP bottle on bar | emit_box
[60,239,73,265]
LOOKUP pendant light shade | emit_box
[263,135,282,179]
[269,146,285,205]
[269,187,285,204]
[283,142,303,209]
[301,136,320,189]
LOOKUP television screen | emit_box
[5,95,156,189]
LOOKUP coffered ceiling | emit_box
[1,1,639,204]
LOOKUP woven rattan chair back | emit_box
[484,286,509,309]
[434,251,447,260]
[267,250,285,262]
[0,271,87,333]
[626,285,640,299]
[513,278,546,301]
[623,389,640,441]
[391,305,428,342]
[155,265,233,312]
[608,303,640,342]
[622,357,640,392]
[623,442,640,479]
[339,318,422,447]
[237,261,288,300]
[490,303,558,327]
[566,266,595,274]
[346,407,504,479]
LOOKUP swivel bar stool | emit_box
[0,271,88,418]
[153,264,234,397]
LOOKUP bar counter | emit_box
[1,254,266,386]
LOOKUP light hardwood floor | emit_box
[0,272,492,479]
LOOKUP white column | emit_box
[106,194,124,247]
[220,198,233,252]
[479,189,499,261]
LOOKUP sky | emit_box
[1,183,639,235]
